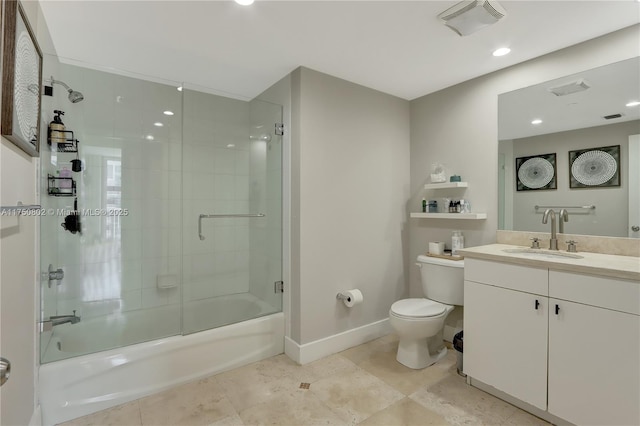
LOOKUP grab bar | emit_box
[1,202,42,215]
[198,213,265,240]
[534,205,595,211]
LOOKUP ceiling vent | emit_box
[437,0,507,36]
[603,113,624,120]
[547,79,590,97]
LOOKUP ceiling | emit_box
[39,1,640,101]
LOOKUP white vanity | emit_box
[459,244,640,426]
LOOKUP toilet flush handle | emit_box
[415,263,422,269]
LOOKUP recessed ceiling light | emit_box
[163,110,174,116]
[234,0,254,5]
[177,86,183,92]
[154,122,164,127]
[145,135,155,141]
[626,101,640,107]
[531,119,543,125]
[493,47,511,57]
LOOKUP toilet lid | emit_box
[391,298,446,318]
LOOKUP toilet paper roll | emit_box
[342,289,364,308]
[429,242,445,255]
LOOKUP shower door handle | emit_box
[198,213,265,240]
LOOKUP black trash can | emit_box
[453,330,465,377]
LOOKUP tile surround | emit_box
[60,335,551,426]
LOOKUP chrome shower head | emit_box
[68,90,84,103]
[51,77,84,103]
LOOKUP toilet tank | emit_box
[416,255,464,305]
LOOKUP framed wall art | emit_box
[569,145,620,188]
[515,153,557,191]
[1,0,43,157]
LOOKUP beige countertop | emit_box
[458,244,640,281]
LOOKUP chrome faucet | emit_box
[558,209,569,234]
[542,209,558,250]
[40,310,81,332]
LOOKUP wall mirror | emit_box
[498,57,640,238]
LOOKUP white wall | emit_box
[292,67,410,345]
[506,120,639,237]
[408,25,640,297]
[0,2,45,424]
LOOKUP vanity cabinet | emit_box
[464,259,640,426]
[464,260,548,410]
[547,271,639,426]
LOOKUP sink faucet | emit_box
[40,310,81,332]
[558,209,569,234]
[542,209,558,250]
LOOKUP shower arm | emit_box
[198,213,265,240]
[50,77,71,91]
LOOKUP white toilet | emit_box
[389,255,464,369]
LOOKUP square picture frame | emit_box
[569,145,620,189]
[515,153,557,191]
[1,0,43,157]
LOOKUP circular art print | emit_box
[571,149,618,186]
[517,157,555,189]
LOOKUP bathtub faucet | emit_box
[40,310,81,332]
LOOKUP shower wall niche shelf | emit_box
[47,174,76,197]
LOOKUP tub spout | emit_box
[40,311,81,332]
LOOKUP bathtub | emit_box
[39,294,284,425]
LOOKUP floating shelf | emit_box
[424,182,468,190]
[410,212,487,220]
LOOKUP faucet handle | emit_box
[566,240,578,253]
[530,237,540,249]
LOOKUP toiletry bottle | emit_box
[49,110,66,145]
[422,198,427,213]
[452,231,464,255]
[59,167,72,190]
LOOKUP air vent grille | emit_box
[483,1,506,19]
[548,79,590,97]
[603,113,623,120]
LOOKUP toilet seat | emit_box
[390,298,446,319]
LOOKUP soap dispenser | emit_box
[49,110,66,145]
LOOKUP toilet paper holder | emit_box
[336,293,351,301]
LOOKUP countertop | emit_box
[458,244,640,281]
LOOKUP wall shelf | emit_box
[424,182,468,190]
[410,212,487,220]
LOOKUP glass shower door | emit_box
[181,88,282,334]
[39,57,183,362]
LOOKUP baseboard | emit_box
[285,318,392,365]
[29,405,41,426]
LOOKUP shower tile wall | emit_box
[40,58,182,349]
[182,89,252,312]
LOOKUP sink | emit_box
[502,248,584,259]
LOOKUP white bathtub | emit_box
[39,294,284,425]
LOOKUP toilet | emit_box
[389,255,464,369]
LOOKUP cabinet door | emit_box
[549,299,640,426]
[464,281,548,410]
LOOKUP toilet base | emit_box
[396,338,448,370]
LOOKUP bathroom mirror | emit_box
[498,57,640,238]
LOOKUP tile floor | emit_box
[60,334,550,426]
